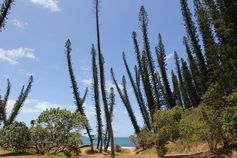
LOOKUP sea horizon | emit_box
[82,136,135,147]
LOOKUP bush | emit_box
[30,108,86,155]
[179,104,237,152]
[152,106,183,157]
[115,144,122,152]
[0,122,30,153]
[129,135,139,148]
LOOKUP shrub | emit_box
[115,144,122,152]
[30,108,86,155]
[0,122,30,153]
[129,135,139,148]
[152,106,183,157]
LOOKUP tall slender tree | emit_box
[0,0,14,31]
[171,70,183,107]
[122,52,151,130]
[0,76,33,126]
[194,0,220,83]
[181,59,199,108]
[105,87,115,151]
[139,6,160,108]
[180,0,208,91]
[174,52,191,108]
[132,32,155,118]
[91,44,103,152]
[94,0,115,156]
[156,34,175,108]
[183,36,201,96]
[65,39,94,151]
[111,69,140,134]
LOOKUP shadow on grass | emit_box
[0,152,34,157]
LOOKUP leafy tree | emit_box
[152,107,183,157]
[0,0,14,31]
[0,122,30,153]
[30,108,85,155]
[65,39,93,151]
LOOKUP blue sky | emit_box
[0,0,190,137]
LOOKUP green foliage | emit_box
[152,107,183,157]
[65,39,93,151]
[115,144,122,152]
[156,34,175,108]
[30,108,85,155]
[137,127,154,149]
[181,59,199,108]
[0,76,33,127]
[0,0,14,31]
[91,44,103,152]
[129,135,139,148]
[0,122,30,153]
[111,69,140,134]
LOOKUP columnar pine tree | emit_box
[111,69,140,134]
[183,36,201,97]
[171,70,183,107]
[0,0,14,31]
[65,39,94,151]
[139,6,160,108]
[156,34,175,108]
[105,87,115,150]
[132,32,155,118]
[122,52,151,130]
[91,44,103,152]
[0,76,33,126]
[141,52,156,117]
[180,0,208,93]
[181,59,199,107]
[94,0,115,156]
[194,0,220,82]
[174,52,191,108]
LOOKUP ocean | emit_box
[82,137,135,147]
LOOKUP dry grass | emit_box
[1,144,237,158]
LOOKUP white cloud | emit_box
[11,19,27,29]
[166,53,175,62]
[82,79,93,85]
[6,99,64,114]
[0,47,36,65]
[29,0,61,12]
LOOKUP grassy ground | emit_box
[1,145,237,158]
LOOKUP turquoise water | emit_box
[82,137,134,147]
